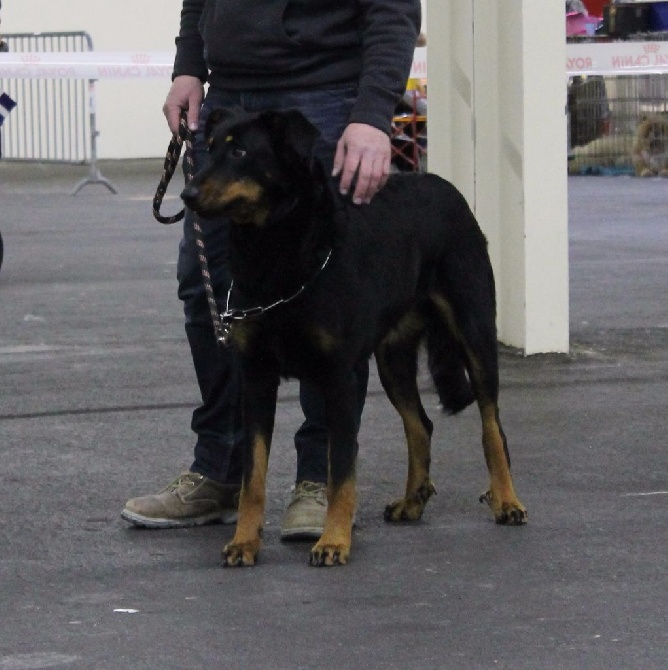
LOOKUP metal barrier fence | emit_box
[0,31,115,194]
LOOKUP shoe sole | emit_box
[279,514,357,541]
[121,508,238,529]
[280,526,324,542]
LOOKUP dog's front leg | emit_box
[310,374,359,567]
[223,369,278,567]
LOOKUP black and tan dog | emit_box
[181,108,527,567]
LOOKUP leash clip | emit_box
[217,321,233,347]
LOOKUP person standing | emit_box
[122,0,421,539]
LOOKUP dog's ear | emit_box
[260,110,321,167]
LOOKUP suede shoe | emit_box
[280,481,327,541]
[121,471,240,529]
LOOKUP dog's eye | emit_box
[231,147,247,158]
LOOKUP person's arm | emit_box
[163,0,207,133]
[172,0,207,83]
[334,0,421,204]
[351,0,421,134]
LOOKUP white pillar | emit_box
[426,0,569,354]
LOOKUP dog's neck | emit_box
[227,175,336,308]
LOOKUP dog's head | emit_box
[181,108,321,225]
[635,114,668,156]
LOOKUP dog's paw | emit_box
[222,540,260,567]
[309,542,350,567]
[479,490,528,525]
[384,480,436,522]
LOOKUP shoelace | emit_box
[164,473,201,494]
[293,482,327,503]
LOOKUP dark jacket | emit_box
[172,0,421,133]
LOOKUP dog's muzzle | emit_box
[180,185,199,209]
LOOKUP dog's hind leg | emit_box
[476,401,527,525]
[429,293,527,525]
[222,370,279,567]
[376,313,437,522]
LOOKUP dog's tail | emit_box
[425,320,475,415]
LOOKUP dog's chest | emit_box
[233,314,341,378]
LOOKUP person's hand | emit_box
[162,75,205,134]
[332,123,391,205]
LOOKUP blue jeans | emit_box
[177,84,369,486]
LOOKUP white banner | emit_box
[410,46,427,80]
[1,43,666,81]
[0,48,429,81]
[0,51,176,79]
[566,40,668,76]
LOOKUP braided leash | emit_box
[153,113,228,346]
[153,112,334,347]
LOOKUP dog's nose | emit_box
[181,185,199,206]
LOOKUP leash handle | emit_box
[152,113,192,224]
[151,110,228,345]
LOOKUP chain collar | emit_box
[218,248,332,345]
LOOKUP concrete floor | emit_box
[0,161,666,669]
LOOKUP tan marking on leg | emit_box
[222,435,269,566]
[479,402,527,525]
[384,404,436,522]
[374,332,435,522]
[310,477,356,567]
[430,294,526,524]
